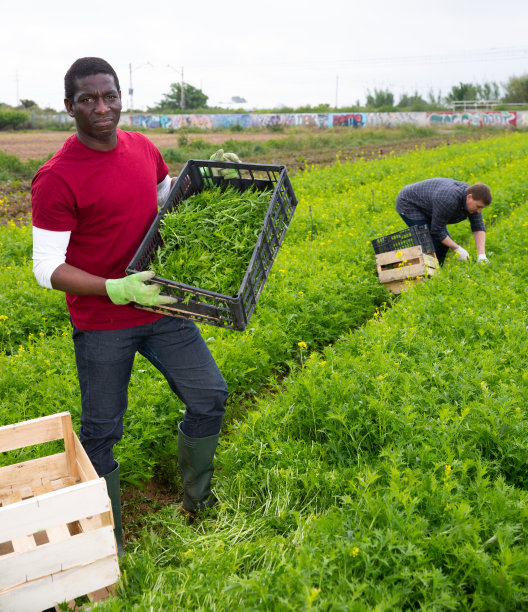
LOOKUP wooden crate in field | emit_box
[0,412,120,612]
[376,245,439,295]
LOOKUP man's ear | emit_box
[64,98,75,117]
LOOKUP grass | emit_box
[159,125,500,165]
[0,150,44,181]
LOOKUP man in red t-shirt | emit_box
[31,57,229,555]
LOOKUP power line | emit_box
[181,46,528,71]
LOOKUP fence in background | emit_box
[121,109,526,130]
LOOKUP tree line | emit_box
[0,75,527,128]
[149,74,528,112]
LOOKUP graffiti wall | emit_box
[512,110,528,127]
[366,112,426,127]
[120,110,519,130]
[426,110,517,128]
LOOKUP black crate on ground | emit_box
[127,159,298,332]
[371,224,434,255]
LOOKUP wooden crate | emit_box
[0,412,120,612]
[376,245,439,295]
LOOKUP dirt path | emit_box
[0,131,287,161]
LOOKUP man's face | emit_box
[64,73,122,149]
[466,194,487,215]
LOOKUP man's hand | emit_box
[106,271,176,306]
[477,253,489,264]
[454,246,470,261]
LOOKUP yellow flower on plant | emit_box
[298,341,307,350]
[352,547,359,557]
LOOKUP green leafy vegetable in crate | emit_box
[151,185,271,296]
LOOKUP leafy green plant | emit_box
[152,185,271,296]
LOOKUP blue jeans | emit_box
[72,316,228,476]
[398,213,450,265]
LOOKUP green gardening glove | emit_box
[106,271,176,306]
[210,149,242,179]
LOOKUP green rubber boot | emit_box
[103,462,124,556]
[178,423,220,514]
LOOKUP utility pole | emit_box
[166,65,185,109]
[128,63,134,111]
[180,66,185,109]
[128,62,153,111]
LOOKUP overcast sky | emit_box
[2,0,527,112]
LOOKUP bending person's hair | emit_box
[466,183,492,205]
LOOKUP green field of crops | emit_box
[1,132,528,610]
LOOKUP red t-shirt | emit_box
[31,130,168,330]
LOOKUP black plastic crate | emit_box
[371,225,434,255]
[127,159,298,331]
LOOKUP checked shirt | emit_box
[395,178,486,241]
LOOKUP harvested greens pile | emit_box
[151,185,271,296]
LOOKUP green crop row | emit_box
[106,189,528,611]
[1,133,528,609]
[2,134,528,451]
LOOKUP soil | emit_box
[121,478,182,542]
[0,130,289,162]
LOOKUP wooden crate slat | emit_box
[0,452,68,491]
[28,481,54,498]
[1,490,23,507]
[74,435,99,482]
[378,262,432,283]
[10,535,36,554]
[0,526,116,591]
[79,512,110,533]
[384,278,425,295]
[0,555,120,612]
[61,413,79,482]
[45,523,72,544]
[0,479,111,542]
[0,413,69,453]
[375,245,424,266]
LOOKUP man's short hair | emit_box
[466,183,492,206]
[64,57,120,102]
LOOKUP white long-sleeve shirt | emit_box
[32,174,172,288]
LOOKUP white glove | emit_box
[477,253,489,263]
[454,246,470,261]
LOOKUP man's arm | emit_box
[50,263,108,295]
[33,226,175,306]
[33,226,107,295]
[473,230,486,255]
[440,235,460,251]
